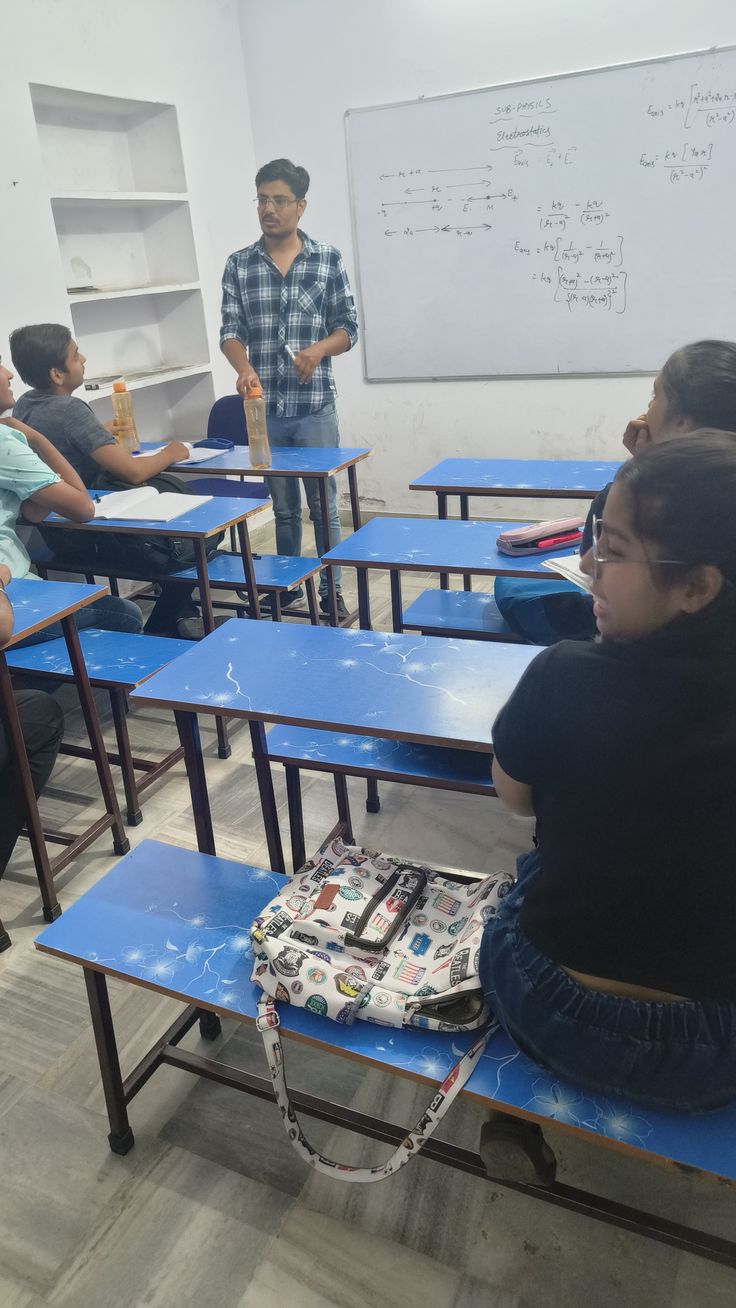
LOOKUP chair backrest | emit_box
[207,394,248,445]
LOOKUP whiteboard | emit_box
[345,48,736,379]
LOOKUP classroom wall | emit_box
[238,0,736,516]
[0,0,257,405]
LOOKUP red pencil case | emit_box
[497,517,584,556]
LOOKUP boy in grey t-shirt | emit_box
[10,324,217,640]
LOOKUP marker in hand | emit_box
[285,344,297,365]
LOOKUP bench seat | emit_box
[34,836,736,1272]
[402,588,525,641]
[171,551,321,591]
[266,724,493,793]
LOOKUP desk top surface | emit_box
[410,458,621,497]
[130,618,539,750]
[3,578,107,648]
[323,517,578,577]
[140,443,372,478]
[43,495,267,538]
[35,839,736,1181]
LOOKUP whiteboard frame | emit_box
[344,44,735,383]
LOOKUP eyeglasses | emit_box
[255,195,299,210]
[590,516,689,580]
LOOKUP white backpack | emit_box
[251,837,514,1182]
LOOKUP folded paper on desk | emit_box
[134,443,221,465]
[541,554,593,593]
[91,487,212,521]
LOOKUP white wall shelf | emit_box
[31,83,214,441]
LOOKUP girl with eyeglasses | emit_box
[480,433,736,1180]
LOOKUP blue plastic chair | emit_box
[188,395,270,503]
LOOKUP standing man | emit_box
[220,159,358,619]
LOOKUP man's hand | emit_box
[166,441,192,463]
[622,415,650,456]
[0,563,12,588]
[292,343,324,385]
[236,364,261,397]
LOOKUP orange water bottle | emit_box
[111,379,140,451]
[243,383,271,468]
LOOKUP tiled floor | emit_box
[1,518,735,1307]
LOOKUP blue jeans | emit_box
[17,594,143,647]
[479,849,736,1111]
[266,401,342,595]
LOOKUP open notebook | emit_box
[89,487,212,522]
[540,554,593,593]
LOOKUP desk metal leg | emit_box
[319,479,339,626]
[0,654,60,922]
[305,577,319,626]
[194,539,230,760]
[62,617,129,858]
[109,689,142,826]
[285,765,306,872]
[174,710,216,856]
[347,464,363,531]
[390,570,404,633]
[460,493,472,592]
[437,493,450,589]
[84,967,135,1155]
[236,519,262,622]
[357,567,372,630]
[249,720,285,874]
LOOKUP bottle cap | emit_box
[246,383,263,398]
[112,379,127,393]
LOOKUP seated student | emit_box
[481,434,736,1167]
[9,324,216,641]
[0,572,65,878]
[0,355,143,643]
[494,339,736,644]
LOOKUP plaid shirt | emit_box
[220,231,358,417]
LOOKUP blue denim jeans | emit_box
[17,594,143,647]
[479,849,736,1111]
[266,401,342,596]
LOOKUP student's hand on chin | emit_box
[622,416,650,456]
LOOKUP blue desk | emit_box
[130,619,540,872]
[1,580,128,935]
[410,457,620,500]
[142,443,373,623]
[322,517,578,631]
[42,495,269,758]
[34,839,736,1266]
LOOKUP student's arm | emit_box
[91,439,191,486]
[492,757,535,817]
[0,421,93,523]
[220,255,259,396]
[0,566,14,645]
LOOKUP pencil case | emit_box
[497,517,584,556]
[193,437,235,451]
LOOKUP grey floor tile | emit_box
[237,1202,460,1308]
[47,1143,293,1308]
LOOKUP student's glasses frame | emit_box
[590,516,690,580]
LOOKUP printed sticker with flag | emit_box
[434,892,461,916]
[393,960,426,986]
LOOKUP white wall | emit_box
[239,0,736,516]
[0,0,256,406]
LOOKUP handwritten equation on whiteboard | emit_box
[372,79,735,316]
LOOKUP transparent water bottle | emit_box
[111,379,140,451]
[243,383,271,468]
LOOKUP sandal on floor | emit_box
[479,1116,557,1187]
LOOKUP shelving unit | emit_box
[30,83,214,440]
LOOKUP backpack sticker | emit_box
[409,933,431,956]
[434,893,461,916]
[305,995,328,1016]
[273,947,308,977]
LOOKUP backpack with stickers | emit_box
[250,836,514,1183]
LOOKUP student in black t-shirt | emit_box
[495,339,736,644]
[480,434,736,1178]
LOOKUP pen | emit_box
[535,532,581,550]
[284,344,297,363]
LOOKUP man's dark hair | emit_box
[660,340,736,431]
[255,158,309,200]
[10,323,72,391]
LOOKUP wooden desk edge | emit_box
[1,585,110,649]
[42,499,268,538]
